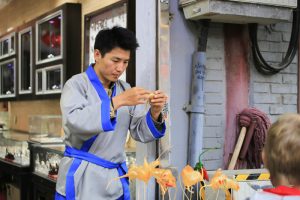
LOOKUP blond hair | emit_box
[264,113,300,186]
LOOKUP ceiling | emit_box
[0,0,12,10]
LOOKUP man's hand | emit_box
[149,90,168,121]
[112,87,151,109]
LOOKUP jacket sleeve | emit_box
[60,75,114,140]
[117,80,166,143]
[129,109,166,143]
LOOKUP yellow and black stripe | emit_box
[224,173,270,200]
[234,173,270,181]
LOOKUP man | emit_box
[55,26,167,200]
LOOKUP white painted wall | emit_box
[169,1,197,199]
[135,1,157,199]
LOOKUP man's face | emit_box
[94,47,130,84]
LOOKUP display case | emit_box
[31,172,56,200]
[0,131,32,200]
[28,141,136,199]
[29,143,64,181]
[36,10,62,65]
[0,58,16,99]
[28,115,63,143]
[0,131,31,200]
[0,32,16,60]
[28,143,62,200]
[36,64,63,95]
[35,3,81,97]
[18,27,33,95]
[0,131,30,167]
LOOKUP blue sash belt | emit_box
[64,146,130,200]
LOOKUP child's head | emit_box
[263,113,300,187]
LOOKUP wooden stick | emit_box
[228,127,247,170]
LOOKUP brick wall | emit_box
[203,23,226,170]
[202,21,297,170]
[250,22,297,123]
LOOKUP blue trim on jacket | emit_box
[146,110,166,138]
[61,135,130,200]
[86,65,116,132]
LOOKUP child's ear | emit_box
[262,150,267,168]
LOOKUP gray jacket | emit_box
[56,71,165,200]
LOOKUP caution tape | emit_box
[234,173,270,181]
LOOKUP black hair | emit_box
[94,26,139,56]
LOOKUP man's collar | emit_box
[88,64,116,89]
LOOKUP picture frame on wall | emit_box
[18,27,33,95]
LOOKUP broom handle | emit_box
[228,127,247,170]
